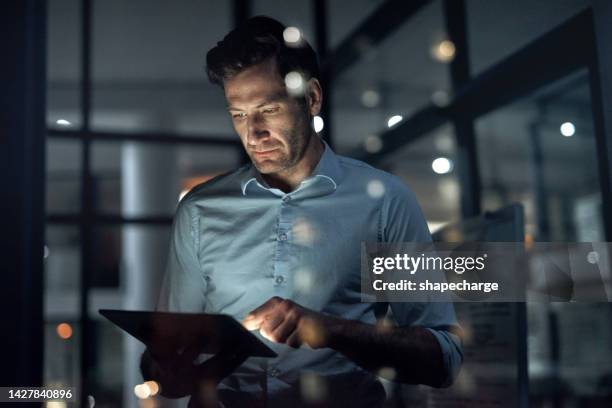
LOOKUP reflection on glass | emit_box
[91,0,232,135]
[332,0,449,152]
[475,70,610,406]
[466,0,587,75]
[91,141,240,216]
[476,71,603,242]
[46,139,81,214]
[381,124,460,231]
[47,0,81,130]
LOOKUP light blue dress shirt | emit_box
[157,142,462,407]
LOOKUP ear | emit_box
[305,78,323,116]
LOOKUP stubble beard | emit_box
[251,113,311,176]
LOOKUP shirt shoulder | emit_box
[179,165,251,207]
[335,154,417,199]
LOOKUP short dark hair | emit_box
[206,16,320,87]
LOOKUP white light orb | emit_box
[283,27,302,44]
[432,157,453,174]
[560,122,575,137]
[313,115,324,133]
[367,180,385,198]
[387,115,403,128]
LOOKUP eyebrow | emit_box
[227,91,287,111]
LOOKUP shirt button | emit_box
[278,233,288,241]
[275,276,285,285]
[282,196,292,203]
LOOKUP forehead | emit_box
[224,58,288,105]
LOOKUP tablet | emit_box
[99,309,277,358]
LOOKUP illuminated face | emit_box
[224,58,314,176]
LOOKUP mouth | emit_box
[253,148,279,157]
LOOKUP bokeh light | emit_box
[432,157,453,174]
[56,323,73,340]
[285,71,304,96]
[361,89,381,108]
[560,121,575,137]
[283,27,301,45]
[431,39,456,63]
[367,180,385,198]
[313,116,324,133]
[387,115,403,128]
[364,135,383,153]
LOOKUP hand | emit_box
[143,344,248,400]
[242,297,331,349]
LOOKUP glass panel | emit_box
[44,226,81,394]
[45,225,80,299]
[382,124,460,231]
[328,0,387,49]
[47,0,82,130]
[476,70,602,242]
[474,70,610,406]
[332,0,450,153]
[47,139,81,214]
[92,226,122,288]
[90,320,123,406]
[44,321,80,395]
[253,0,315,50]
[91,141,240,215]
[467,0,589,75]
[91,0,233,136]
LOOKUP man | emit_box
[141,16,462,408]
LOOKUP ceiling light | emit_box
[56,119,71,126]
[387,115,403,128]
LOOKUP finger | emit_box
[286,331,302,348]
[243,297,284,324]
[260,313,285,338]
[266,317,297,344]
[242,315,265,331]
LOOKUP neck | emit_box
[263,132,325,193]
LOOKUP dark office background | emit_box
[3,0,612,407]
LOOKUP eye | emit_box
[231,112,247,120]
[262,107,280,115]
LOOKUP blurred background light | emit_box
[55,119,71,126]
[56,323,73,340]
[285,71,304,96]
[432,157,453,174]
[361,89,381,108]
[560,121,575,137]
[387,115,403,128]
[283,26,302,44]
[364,135,383,153]
[367,180,385,198]
[431,39,456,63]
[313,115,324,133]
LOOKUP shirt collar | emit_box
[240,139,342,197]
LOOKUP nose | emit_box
[246,112,269,147]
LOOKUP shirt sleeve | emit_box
[382,176,464,387]
[156,199,208,312]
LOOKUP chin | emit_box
[252,161,282,174]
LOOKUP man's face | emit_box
[224,58,313,175]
